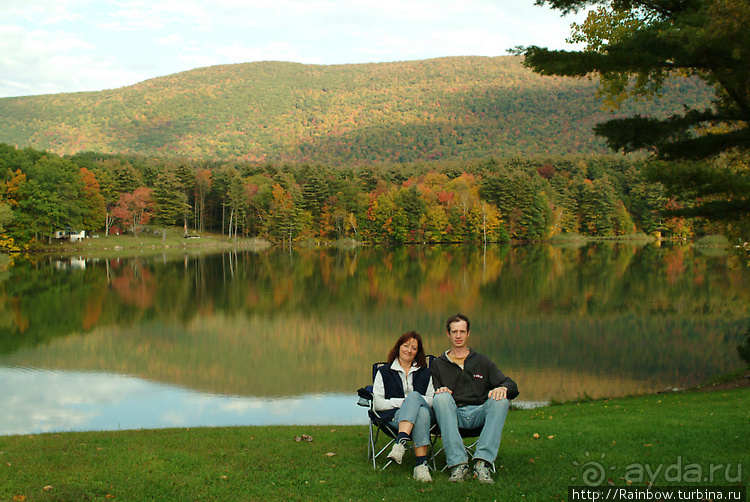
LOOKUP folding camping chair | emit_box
[357,362,400,469]
[357,361,438,470]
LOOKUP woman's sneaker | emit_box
[413,464,432,482]
[474,459,494,484]
[386,442,406,464]
[448,463,472,482]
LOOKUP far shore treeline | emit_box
[0,143,727,251]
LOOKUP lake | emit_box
[1,242,747,435]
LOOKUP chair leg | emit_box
[434,436,483,471]
[373,438,396,469]
[381,458,394,471]
[429,434,439,471]
[367,424,377,469]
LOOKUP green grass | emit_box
[26,227,271,260]
[1,387,747,501]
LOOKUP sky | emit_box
[0,0,588,99]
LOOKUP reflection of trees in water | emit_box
[0,243,748,402]
[738,326,750,364]
[110,259,155,308]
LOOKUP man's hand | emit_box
[488,386,507,400]
[435,386,453,394]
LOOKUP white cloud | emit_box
[0,368,366,435]
[0,0,588,97]
[0,0,91,24]
[0,25,147,96]
[155,33,185,47]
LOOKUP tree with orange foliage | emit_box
[79,167,106,232]
[112,187,154,237]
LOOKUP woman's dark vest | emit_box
[377,364,431,423]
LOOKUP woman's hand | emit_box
[435,386,452,394]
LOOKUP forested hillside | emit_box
[0,57,712,164]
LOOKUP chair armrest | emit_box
[357,386,374,407]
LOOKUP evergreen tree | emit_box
[521,0,750,222]
[152,169,190,238]
[14,156,85,242]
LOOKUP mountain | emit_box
[0,56,713,164]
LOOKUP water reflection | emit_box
[0,367,362,435]
[0,243,748,435]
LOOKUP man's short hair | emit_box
[446,313,471,332]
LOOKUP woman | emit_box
[372,331,435,482]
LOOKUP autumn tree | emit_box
[364,191,395,242]
[87,164,120,237]
[112,187,154,237]
[78,167,106,233]
[0,201,13,251]
[417,172,451,242]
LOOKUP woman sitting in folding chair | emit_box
[372,331,435,482]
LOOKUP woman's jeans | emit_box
[433,392,510,468]
[389,392,433,448]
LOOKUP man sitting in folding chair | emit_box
[431,314,519,484]
[372,331,435,482]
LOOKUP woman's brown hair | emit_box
[386,331,427,368]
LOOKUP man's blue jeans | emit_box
[433,392,510,468]
[389,392,433,448]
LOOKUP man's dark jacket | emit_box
[431,349,519,406]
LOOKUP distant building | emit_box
[52,229,86,242]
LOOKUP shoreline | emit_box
[2,367,745,438]
[10,229,744,259]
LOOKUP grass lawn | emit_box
[1,385,747,502]
[25,227,270,260]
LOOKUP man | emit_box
[431,313,519,484]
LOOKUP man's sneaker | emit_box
[448,463,472,482]
[387,442,406,464]
[474,459,495,484]
[413,463,432,482]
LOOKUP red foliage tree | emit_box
[111,187,154,236]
